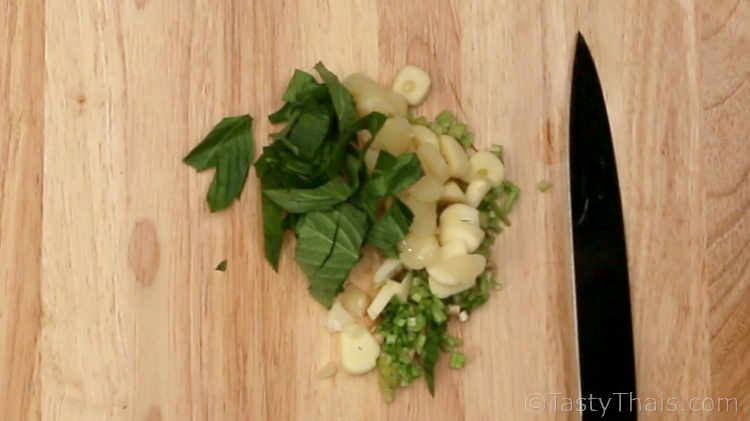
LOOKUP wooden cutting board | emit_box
[2,1,748,420]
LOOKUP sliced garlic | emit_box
[440,181,466,204]
[428,276,475,299]
[392,65,431,106]
[402,197,437,235]
[416,143,450,182]
[441,241,469,259]
[439,135,470,178]
[374,258,403,287]
[344,73,406,118]
[465,179,492,208]
[468,151,505,185]
[326,301,355,332]
[398,233,440,270]
[439,220,485,253]
[398,273,413,302]
[372,117,413,156]
[367,280,409,320]
[411,125,440,149]
[406,175,443,203]
[440,203,480,227]
[340,324,380,374]
[426,254,486,286]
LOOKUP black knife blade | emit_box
[570,33,637,421]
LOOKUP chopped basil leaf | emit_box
[264,176,355,213]
[314,62,357,131]
[215,260,228,272]
[295,204,368,308]
[366,197,413,257]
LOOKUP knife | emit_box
[570,33,637,420]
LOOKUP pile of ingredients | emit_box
[183,62,519,402]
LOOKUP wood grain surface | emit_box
[0,1,747,420]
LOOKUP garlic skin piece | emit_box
[467,151,505,185]
[372,117,413,156]
[326,301,355,332]
[364,148,380,174]
[340,324,380,375]
[426,254,486,286]
[440,181,466,204]
[392,65,431,105]
[398,233,440,270]
[439,134,470,178]
[411,125,440,150]
[465,179,492,208]
[316,362,338,379]
[416,143,450,182]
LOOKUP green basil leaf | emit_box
[366,198,413,257]
[359,151,423,217]
[215,260,227,272]
[184,115,255,212]
[314,62,357,131]
[323,111,387,179]
[295,203,369,307]
[288,107,332,158]
[283,70,321,103]
[264,177,354,213]
[268,102,295,123]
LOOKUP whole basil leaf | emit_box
[183,115,255,212]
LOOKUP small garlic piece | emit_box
[398,233,440,270]
[440,181,466,204]
[439,135,470,178]
[467,151,505,185]
[411,125,440,149]
[416,143,450,182]
[428,276,476,299]
[425,254,486,286]
[441,241,469,259]
[374,258,403,287]
[344,73,407,117]
[340,324,380,375]
[392,65,431,105]
[406,175,443,203]
[458,311,469,322]
[372,117,413,156]
[439,220,485,253]
[465,179,492,208]
[402,197,437,235]
[440,203,480,227]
